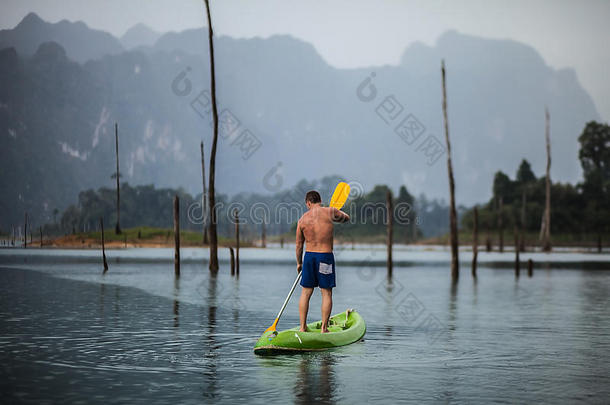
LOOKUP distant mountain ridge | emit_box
[0,12,124,63]
[0,13,600,231]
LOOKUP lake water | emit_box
[1,247,609,404]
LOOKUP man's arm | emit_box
[295,220,305,272]
[330,207,350,223]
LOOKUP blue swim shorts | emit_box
[300,251,336,289]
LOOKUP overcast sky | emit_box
[1,0,609,120]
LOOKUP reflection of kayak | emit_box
[254,309,366,355]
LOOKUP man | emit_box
[296,190,349,333]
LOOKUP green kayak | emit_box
[254,309,366,355]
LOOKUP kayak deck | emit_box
[254,309,366,355]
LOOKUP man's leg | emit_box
[299,287,314,332]
[320,288,333,333]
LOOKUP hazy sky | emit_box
[1,0,609,120]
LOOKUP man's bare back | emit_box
[296,206,347,253]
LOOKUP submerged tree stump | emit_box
[200,140,209,246]
[204,0,220,272]
[472,206,479,278]
[539,107,552,252]
[386,189,393,279]
[174,195,180,277]
[24,212,27,249]
[229,247,235,276]
[498,197,504,253]
[441,60,459,280]
[234,209,240,276]
[514,227,520,277]
[100,217,108,274]
[114,122,122,235]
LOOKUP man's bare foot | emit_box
[299,326,308,332]
[320,328,329,333]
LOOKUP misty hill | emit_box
[149,27,600,202]
[0,14,600,231]
[120,23,161,50]
[0,12,124,62]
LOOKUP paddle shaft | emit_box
[275,271,302,321]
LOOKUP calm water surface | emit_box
[1,248,609,404]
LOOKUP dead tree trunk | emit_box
[514,226,520,277]
[101,217,108,274]
[261,222,266,248]
[204,0,220,272]
[229,247,235,276]
[114,122,121,235]
[498,196,504,253]
[441,60,459,280]
[472,206,478,278]
[24,212,27,249]
[174,195,180,277]
[528,259,534,277]
[540,107,552,252]
[200,141,209,245]
[39,226,42,247]
[234,209,240,276]
[386,189,393,279]
[520,188,527,252]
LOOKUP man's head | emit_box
[305,190,322,209]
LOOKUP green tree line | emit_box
[460,121,610,245]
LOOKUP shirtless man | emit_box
[296,190,349,333]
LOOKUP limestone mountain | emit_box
[0,14,600,231]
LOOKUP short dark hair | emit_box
[305,190,321,204]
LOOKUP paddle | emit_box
[263,182,351,334]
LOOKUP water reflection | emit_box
[382,277,397,338]
[472,276,478,307]
[294,354,336,405]
[3,262,610,403]
[202,272,219,400]
[99,282,106,312]
[448,280,458,331]
[232,277,240,332]
[113,285,120,321]
[173,277,180,328]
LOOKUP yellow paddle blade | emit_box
[329,182,351,209]
[264,318,279,334]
